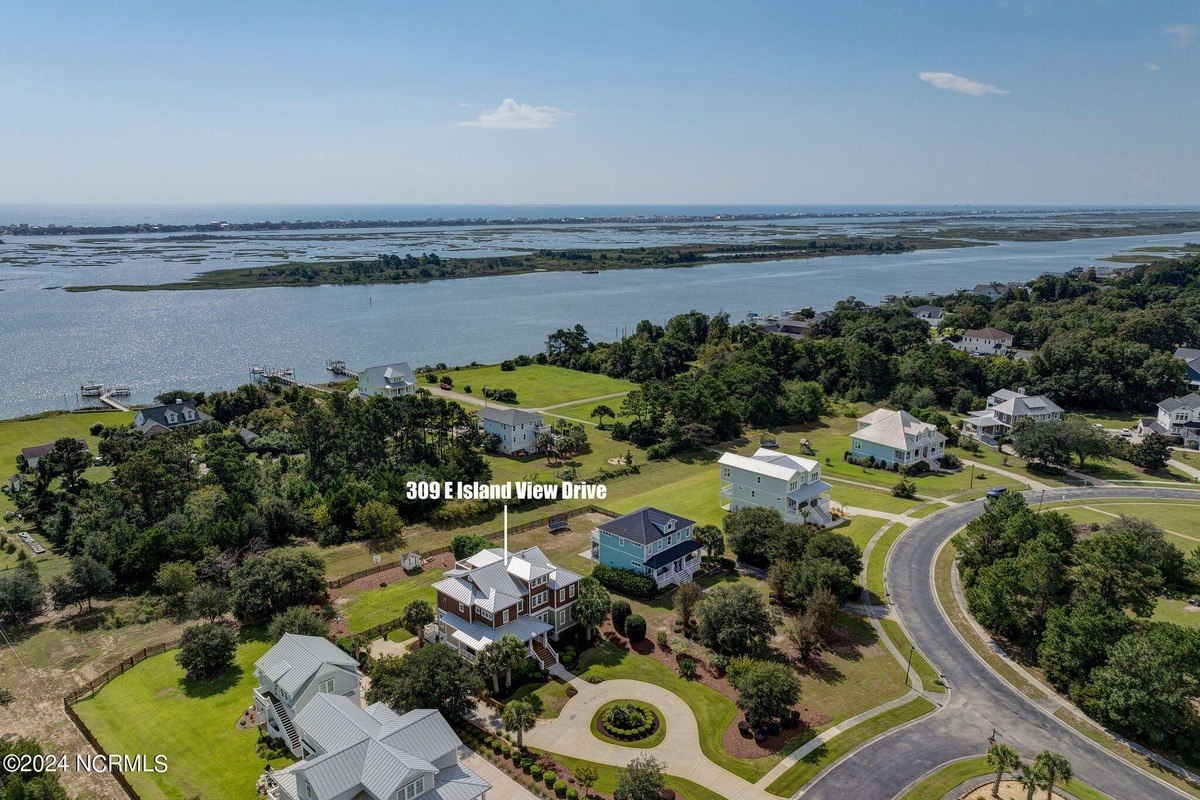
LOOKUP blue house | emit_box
[591,507,702,588]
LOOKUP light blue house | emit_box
[479,406,550,456]
[591,507,702,588]
[850,408,947,469]
[718,448,833,526]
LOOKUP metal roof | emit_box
[719,448,819,482]
[853,409,947,451]
[255,634,358,696]
[478,406,544,427]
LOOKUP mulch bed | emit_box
[598,625,831,758]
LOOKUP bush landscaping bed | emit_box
[591,699,666,747]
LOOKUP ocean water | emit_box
[0,205,1197,419]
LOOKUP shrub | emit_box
[500,360,516,371]
[566,787,579,800]
[522,758,533,773]
[677,654,697,679]
[531,765,544,780]
[624,614,647,642]
[544,770,557,787]
[891,478,917,499]
[655,630,669,650]
[555,780,568,797]
[611,599,632,631]
[939,452,962,469]
[593,564,658,599]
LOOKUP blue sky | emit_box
[1,1,1197,205]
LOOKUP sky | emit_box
[1,1,1198,206]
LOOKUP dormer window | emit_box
[165,411,178,424]
[398,777,425,800]
[183,409,195,421]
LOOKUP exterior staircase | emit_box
[531,638,557,669]
[266,693,301,753]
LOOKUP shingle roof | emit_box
[853,409,947,451]
[479,406,544,427]
[21,439,87,462]
[136,401,210,429]
[1159,392,1200,413]
[643,539,704,570]
[1174,347,1200,361]
[963,327,1013,341]
[255,634,358,696]
[598,507,696,545]
[910,305,943,316]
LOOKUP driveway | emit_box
[802,487,1200,800]
[461,750,540,800]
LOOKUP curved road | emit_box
[803,487,1200,800]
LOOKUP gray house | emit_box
[133,400,211,436]
[961,388,1063,446]
[479,407,550,456]
[265,697,489,800]
[354,363,418,399]
[254,634,362,757]
[1175,347,1200,390]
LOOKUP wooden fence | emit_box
[61,639,185,800]
[326,504,620,590]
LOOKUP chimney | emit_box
[175,398,183,404]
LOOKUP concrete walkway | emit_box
[523,677,771,800]
[835,505,918,525]
[1169,457,1200,482]
[959,459,1051,492]
[427,385,629,425]
[461,750,540,800]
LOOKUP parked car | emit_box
[439,382,452,390]
[1119,428,1132,437]
[985,486,1008,500]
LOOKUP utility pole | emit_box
[904,646,914,687]
[969,464,976,490]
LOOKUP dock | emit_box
[252,366,334,394]
[98,388,131,412]
[327,359,358,378]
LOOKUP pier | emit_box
[251,366,334,394]
[97,388,131,412]
[326,359,359,378]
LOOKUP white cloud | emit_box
[1147,62,1161,71]
[458,98,572,130]
[1164,24,1198,47]
[917,71,1009,96]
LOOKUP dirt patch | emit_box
[960,780,1067,799]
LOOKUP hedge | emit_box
[593,564,658,599]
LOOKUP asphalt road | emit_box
[801,487,1200,800]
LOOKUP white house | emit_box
[968,282,1020,299]
[479,406,550,456]
[909,305,945,326]
[1140,392,1200,446]
[354,363,417,398]
[954,327,1014,356]
[960,388,1063,446]
[718,448,833,527]
[254,634,362,757]
[1175,347,1200,390]
[850,409,947,469]
[266,698,489,800]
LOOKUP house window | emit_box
[518,599,525,613]
[458,603,465,613]
[318,678,335,694]
[558,589,566,602]
[399,777,425,800]
[503,609,510,623]
[306,783,316,800]
[533,591,547,606]
[568,584,575,598]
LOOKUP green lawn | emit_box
[606,467,725,527]
[878,619,943,693]
[483,426,648,485]
[73,631,293,800]
[437,364,635,408]
[506,677,574,719]
[865,524,906,603]
[553,754,727,800]
[574,614,910,783]
[340,568,445,632]
[898,755,1110,800]
[1152,598,1200,630]
[765,696,936,796]
[827,483,922,515]
[837,514,889,551]
[546,399,634,426]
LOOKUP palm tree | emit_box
[475,642,504,694]
[1018,761,1045,800]
[986,743,1022,797]
[1033,751,1072,799]
[495,635,528,690]
[501,698,537,751]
